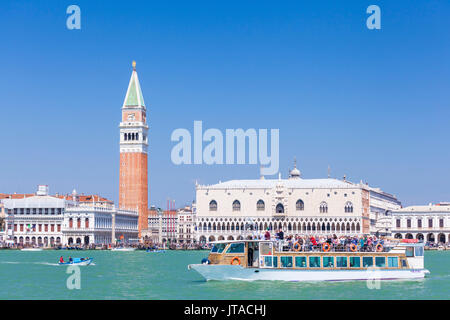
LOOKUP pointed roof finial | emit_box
[123,61,145,108]
[289,156,301,178]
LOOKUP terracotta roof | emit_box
[0,193,35,199]
[0,193,113,203]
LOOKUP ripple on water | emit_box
[0,250,448,299]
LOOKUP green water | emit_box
[0,250,448,299]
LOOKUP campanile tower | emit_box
[119,61,149,237]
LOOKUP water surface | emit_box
[0,250,448,299]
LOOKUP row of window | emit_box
[68,218,89,229]
[9,208,63,215]
[264,255,402,269]
[212,243,402,269]
[199,221,361,232]
[13,224,61,232]
[124,132,139,141]
[396,218,445,228]
[209,200,353,213]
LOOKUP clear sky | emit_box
[0,0,449,208]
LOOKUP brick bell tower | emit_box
[119,61,149,238]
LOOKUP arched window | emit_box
[319,202,328,213]
[345,201,353,213]
[296,199,304,211]
[256,200,265,211]
[209,200,217,211]
[276,203,284,214]
[124,133,128,141]
[232,200,241,211]
[69,218,73,229]
[136,133,139,141]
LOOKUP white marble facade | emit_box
[195,165,401,243]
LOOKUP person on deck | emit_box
[69,256,73,263]
[264,229,271,240]
[59,256,64,263]
[277,229,284,241]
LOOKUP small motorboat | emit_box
[58,258,93,266]
[110,247,136,252]
[21,248,43,251]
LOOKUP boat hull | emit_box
[59,258,93,266]
[188,264,430,282]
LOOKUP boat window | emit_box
[323,256,334,268]
[336,257,347,268]
[264,256,273,267]
[375,257,386,268]
[211,243,226,253]
[260,242,273,255]
[226,242,245,254]
[362,257,373,267]
[309,256,321,268]
[273,256,278,268]
[350,257,360,268]
[401,259,407,268]
[295,256,307,268]
[280,256,293,268]
[414,246,424,257]
[405,247,414,257]
[388,257,398,268]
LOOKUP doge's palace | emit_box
[194,162,401,242]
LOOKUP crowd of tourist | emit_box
[253,228,392,252]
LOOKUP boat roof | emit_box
[210,240,279,244]
[209,239,424,246]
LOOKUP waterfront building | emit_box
[119,61,149,237]
[1,186,68,246]
[147,206,177,245]
[63,205,138,245]
[194,162,401,243]
[0,202,6,242]
[390,203,450,244]
[1,185,138,246]
[177,204,196,244]
[366,185,402,236]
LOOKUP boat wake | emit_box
[33,262,60,266]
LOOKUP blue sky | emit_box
[0,0,449,208]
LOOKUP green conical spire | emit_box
[123,61,146,108]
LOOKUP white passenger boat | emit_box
[110,247,136,252]
[188,239,430,282]
[21,248,43,251]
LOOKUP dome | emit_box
[290,167,301,178]
[289,158,301,178]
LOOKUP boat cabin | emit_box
[206,239,425,270]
